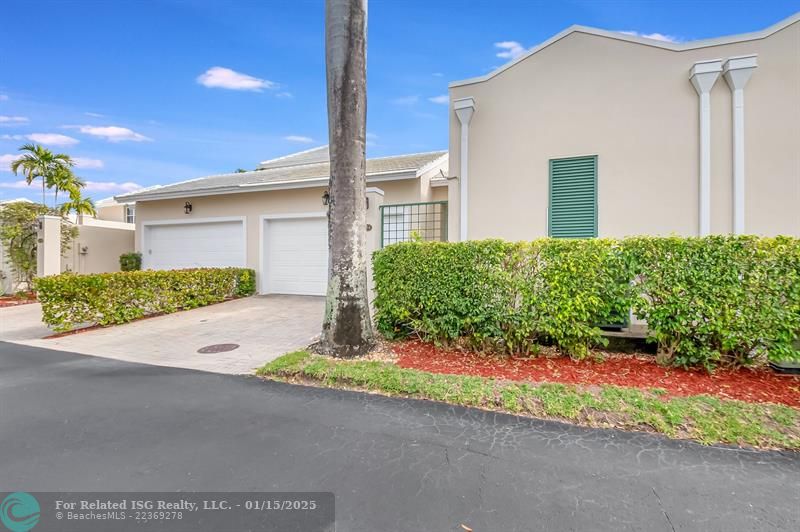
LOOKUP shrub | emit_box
[373,237,800,369]
[119,252,142,271]
[373,240,632,358]
[626,236,800,370]
[34,267,257,331]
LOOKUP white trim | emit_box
[454,97,475,241]
[429,178,448,188]
[723,55,757,235]
[450,12,800,88]
[258,212,327,295]
[415,152,449,177]
[365,187,385,196]
[690,60,722,236]
[140,216,247,271]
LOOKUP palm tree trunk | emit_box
[42,179,46,207]
[320,0,373,357]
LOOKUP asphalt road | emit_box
[1,341,798,531]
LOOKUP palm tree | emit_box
[319,0,373,357]
[9,143,73,205]
[50,165,84,209]
[59,187,96,217]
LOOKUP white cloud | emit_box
[0,154,22,170]
[284,135,313,143]
[390,95,419,106]
[0,180,28,187]
[619,30,679,43]
[84,112,105,118]
[494,41,526,60]
[2,153,103,172]
[73,157,104,169]
[84,181,141,192]
[196,66,277,91]
[0,134,24,141]
[432,72,444,77]
[26,133,80,146]
[0,94,8,101]
[275,91,294,99]
[0,116,29,125]
[428,94,449,105]
[75,125,151,143]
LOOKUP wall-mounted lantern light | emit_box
[322,190,330,206]
[184,201,193,215]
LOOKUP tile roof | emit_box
[117,149,447,201]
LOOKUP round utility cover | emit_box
[197,343,240,354]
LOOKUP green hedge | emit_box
[373,237,800,369]
[119,252,142,271]
[34,268,256,331]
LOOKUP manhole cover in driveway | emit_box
[198,343,240,354]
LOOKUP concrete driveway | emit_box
[0,296,324,374]
[2,342,798,531]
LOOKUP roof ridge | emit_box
[258,145,328,166]
[367,149,447,161]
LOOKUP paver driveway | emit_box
[0,296,324,374]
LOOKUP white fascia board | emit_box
[415,153,449,177]
[450,12,800,88]
[429,179,449,188]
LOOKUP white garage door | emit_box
[264,217,328,295]
[144,220,245,270]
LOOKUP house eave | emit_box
[117,169,418,203]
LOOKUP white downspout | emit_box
[690,60,722,236]
[723,55,757,235]
[453,97,475,241]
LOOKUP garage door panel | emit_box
[264,217,328,295]
[145,221,245,270]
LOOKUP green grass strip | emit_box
[257,351,800,450]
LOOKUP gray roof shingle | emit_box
[118,148,446,201]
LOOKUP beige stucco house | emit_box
[448,12,800,240]
[118,13,799,296]
[117,147,447,295]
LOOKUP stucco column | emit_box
[453,97,475,241]
[690,60,722,236]
[364,187,384,310]
[723,55,757,235]
[37,215,62,277]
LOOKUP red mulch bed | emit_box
[393,341,800,408]
[0,293,37,308]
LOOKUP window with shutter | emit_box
[548,155,597,238]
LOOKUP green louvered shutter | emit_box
[548,156,597,238]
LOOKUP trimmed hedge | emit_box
[119,252,142,271]
[34,268,256,331]
[373,237,800,369]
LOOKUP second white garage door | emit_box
[263,217,328,295]
[143,220,245,270]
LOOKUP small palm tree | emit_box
[50,165,84,208]
[59,187,96,217]
[9,143,73,205]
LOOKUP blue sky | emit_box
[1,0,798,202]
